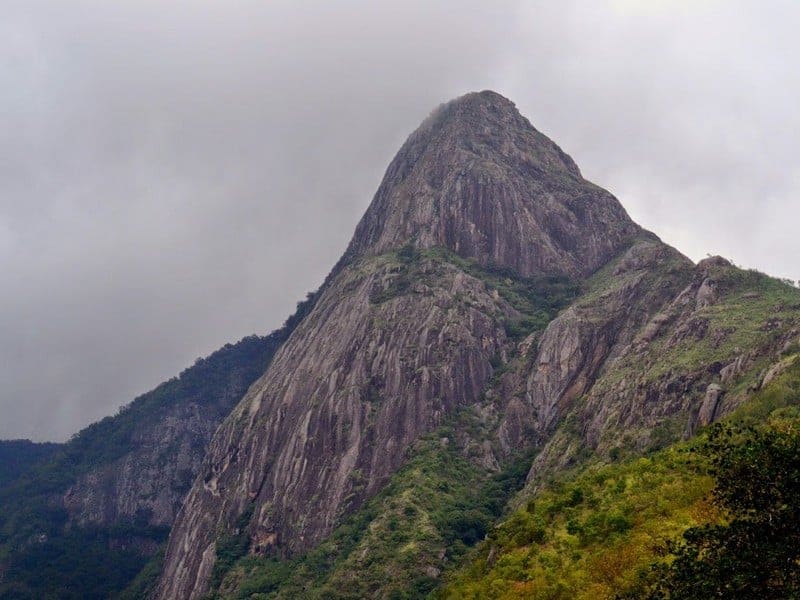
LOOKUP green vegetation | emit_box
[626,419,800,599]
[209,429,535,599]
[203,248,583,599]
[430,248,580,335]
[4,247,798,600]
[116,549,166,600]
[436,445,714,599]
[0,440,61,488]
[437,359,800,600]
[368,244,421,304]
[211,505,257,591]
[0,334,279,600]
[601,263,800,393]
[426,247,580,340]
[369,245,581,340]
[0,520,169,600]
[211,250,799,600]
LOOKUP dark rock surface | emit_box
[58,335,284,530]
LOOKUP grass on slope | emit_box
[369,245,581,341]
[436,447,714,599]
[602,264,800,393]
[209,426,534,600]
[207,248,582,599]
[436,358,800,600]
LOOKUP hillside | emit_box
[0,441,62,488]
[203,255,800,600]
[438,357,800,599]
[0,318,307,599]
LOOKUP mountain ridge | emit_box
[0,293,321,599]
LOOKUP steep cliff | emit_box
[155,91,651,599]
[60,335,285,530]
[3,90,794,599]
[525,255,800,489]
[2,89,792,600]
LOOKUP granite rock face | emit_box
[525,255,800,489]
[155,92,800,599]
[156,91,647,599]
[6,92,798,599]
[63,402,229,528]
[342,91,640,278]
[157,257,523,598]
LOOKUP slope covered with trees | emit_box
[0,293,319,599]
[439,360,800,599]
[4,90,799,599]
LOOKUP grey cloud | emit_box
[1,0,798,440]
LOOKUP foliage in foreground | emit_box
[436,445,714,600]
[627,419,800,599]
[438,360,800,600]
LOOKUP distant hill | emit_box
[0,440,61,488]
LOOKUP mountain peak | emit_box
[418,90,581,176]
[343,91,639,278]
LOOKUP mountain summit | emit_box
[152,92,799,600]
[155,91,654,598]
[343,90,639,277]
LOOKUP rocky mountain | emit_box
[59,334,286,531]
[4,90,798,600]
[340,90,639,278]
[150,91,741,599]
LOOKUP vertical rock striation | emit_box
[342,91,640,278]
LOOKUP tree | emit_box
[640,422,800,599]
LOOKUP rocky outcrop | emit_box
[526,240,691,434]
[698,384,724,426]
[63,403,229,528]
[526,255,800,487]
[154,91,800,599]
[157,257,520,599]
[762,354,799,388]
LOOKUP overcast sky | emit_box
[2,0,798,441]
